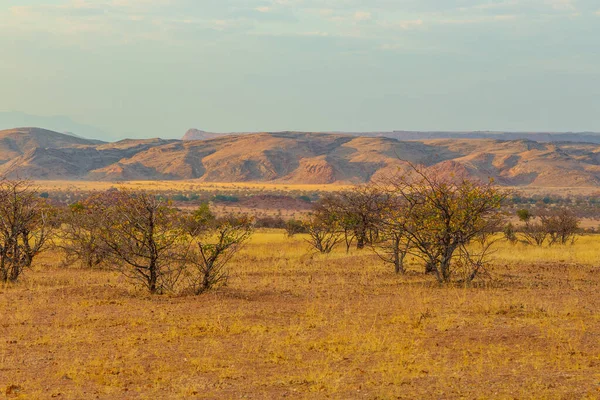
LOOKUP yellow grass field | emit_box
[31,180,600,197]
[1,231,600,399]
[31,181,354,193]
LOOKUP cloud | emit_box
[398,19,424,29]
[379,19,424,30]
[438,14,518,24]
[354,11,372,21]
[2,0,599,51]
[546,0,576,11]
[2,0,257,44]
[459,1,521,11]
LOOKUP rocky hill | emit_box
[3,127,600,187]
[0,127,104,164]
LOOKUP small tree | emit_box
[0,179,54,282]
[372,196,412,274]
[518,209,547,246]
[92,190,188,294]
[539,208,580,246]
[314,187,384,250]
[55,201,109,269]
[185,214,253,294]
[304,212,343,254]
[386,165,507,284]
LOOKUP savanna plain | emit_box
[1,230,599,399]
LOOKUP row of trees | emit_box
[503,208,580,246]
[57,192,253,294]
[302,166,508,284]
[0,180,253,294]
[302,167,583,284]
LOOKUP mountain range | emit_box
[3,127,600,187]
[183,128,600,144]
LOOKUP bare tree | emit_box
[314,186,384,250]
[304,212,344,254]
[91,190,189,294]
[0,179,54,282]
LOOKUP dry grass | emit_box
[31,180,600,197]
[30,181,354,193]
[1,232,600,399]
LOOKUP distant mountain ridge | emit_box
[4,127,600,187]
[183,129,600,144]
[0,112,113,141]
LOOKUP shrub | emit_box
[285,219,307,237]
[214,194,239,203]
[172,193,190,202]
[254,216,286,229]
[503,222,518,244]
[185,215,253,294]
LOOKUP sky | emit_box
[0,0,599,140]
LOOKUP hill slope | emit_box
[2,127,600,187]
[0,127,103,164]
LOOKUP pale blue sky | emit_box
[0,0,599,139]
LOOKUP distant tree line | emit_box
[503,208,580,246]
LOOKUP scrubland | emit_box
[31,181,353,194]
[1,231,599,399]
[31,180,600,197]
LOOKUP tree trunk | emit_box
[393,236,405,274]
[394,252,406,274]
[356,235,365,250]
[425,262,436,274]
[148,261,158,294]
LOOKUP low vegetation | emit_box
[0,172,598,398]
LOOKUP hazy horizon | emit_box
[1,1,599,140]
